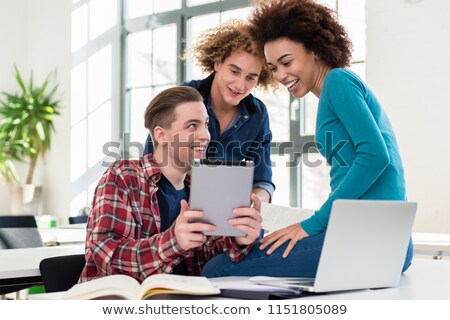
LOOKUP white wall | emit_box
[1,0,449,232]
[27,0,72,218]
[367,0,450,232]
[0,2,27,79]
[0,1,27,213]
[0,0,71,220]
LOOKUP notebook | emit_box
[252,200,417,293]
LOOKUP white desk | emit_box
[412,232,450,259]
[30,258,450,300]
[209,259,450,300]
[38,227,86,246]
[58,223,87,229]
[300,259,450,300]
[0,245,84,289]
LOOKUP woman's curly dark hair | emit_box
[248,0,353,68]
[185,19,277,90]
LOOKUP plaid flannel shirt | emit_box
[80,154,253,282]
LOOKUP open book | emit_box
[62,274,220,300]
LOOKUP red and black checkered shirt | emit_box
[80,154,252,282]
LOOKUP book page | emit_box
[261,203,314,233]
[62,275,140,300]
[139,274,220,299]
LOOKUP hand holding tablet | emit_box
[189,159,257,237]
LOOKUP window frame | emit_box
[120,0,366,207]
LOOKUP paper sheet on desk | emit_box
[210,277,304,299]
[210,278,295,292]
[261,203,314,233]
[249,276,314,290]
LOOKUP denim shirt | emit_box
[144,73,275,197]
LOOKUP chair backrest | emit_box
[68,215,88,224]
[0,215,38,228]
[39,254,86,293]
[0,215,44,295]
[0,215,43,249]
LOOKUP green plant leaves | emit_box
[0,65,62,185]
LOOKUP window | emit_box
[120,0,366,209]
[70,0,120,215]
[123,1,254,158]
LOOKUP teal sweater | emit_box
[301,68,406,236]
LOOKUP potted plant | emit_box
[0,65,61,214]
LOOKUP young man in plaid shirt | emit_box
[80,86,262,282]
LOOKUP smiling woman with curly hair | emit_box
[201,0,413,279]
[144,19,277,203]
[248,0,352,69]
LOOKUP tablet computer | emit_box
[189,159,254,237]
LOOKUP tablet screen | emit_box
[189,159,254,237]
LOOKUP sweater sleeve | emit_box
[301,70,390,235]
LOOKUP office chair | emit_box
[68,215,88,224]
[39,254,85,293]
[0,215,44,299]
[0,215,43,249]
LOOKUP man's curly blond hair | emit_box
[185,19,277,91]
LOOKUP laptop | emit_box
[251,200,417,293]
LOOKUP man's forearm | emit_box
[252,187,270,203]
